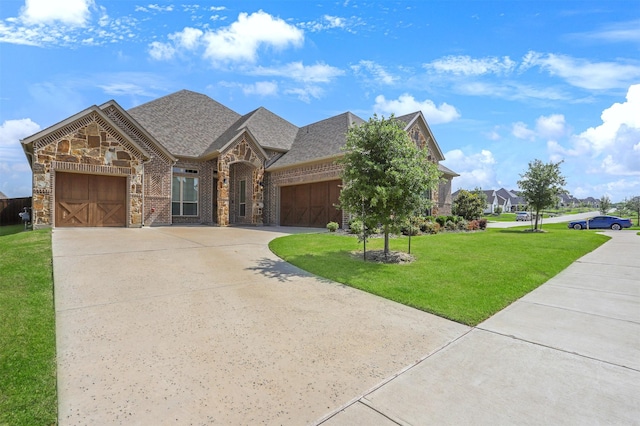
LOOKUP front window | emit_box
[239,180,246,217]
[172,168,199,216]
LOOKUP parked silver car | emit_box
[515,212,531,221]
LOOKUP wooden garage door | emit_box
[55,172,127,227]
[280,180,342,227]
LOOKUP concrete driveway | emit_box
[322,230,640,424]
[53,226,469,425]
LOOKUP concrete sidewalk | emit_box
[320,230,640,425]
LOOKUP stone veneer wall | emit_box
[217,137,264,226]
[31,115,144,228]
[265,160,344,226]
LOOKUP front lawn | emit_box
[270,224,609,326]
[0,228,57,425]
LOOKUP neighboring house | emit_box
[581,197,600,208]
[0,191,7,199]
[452,187,526,214]
[496,188,527,212]
[481,190,508,214]
[21,90,458,229]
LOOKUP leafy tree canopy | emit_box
[452,188,487,220]
[338,114,441,254]
[517,159,566,230]
[599,195,612,215]
[626,196,640,226]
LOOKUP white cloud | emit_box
[579,84,640,153]
[300,14,348,32]
[148,41,176,60]
[521,51,640,90]
[351,60,398,85]
[169,27,203,50]
[201,10,304,64]
[284,86,324,103]
[251,62,344,83]
[536,114,567,139]
[442,148,498,190]
[0,119,40,197]
[20,0,94,26]
[374,94,460,124]
[148,11,304,65]
[571,19,640,44]
[242,81,278,96]
[0,118,41,150]
[511,122,536,141]
[425,55,516,76]
[147,4,174,13]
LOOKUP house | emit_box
[496,188,526,212]
[482,190,507,214]
[452,187,526,214]
[0,191,7,199]
[20,90,458,229]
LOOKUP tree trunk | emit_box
[384,224,390,257]
[534,208,540,229]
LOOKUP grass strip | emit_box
[0,228,57,425]
[270,223,609,326]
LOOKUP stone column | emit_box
[217,157,230,226]
[252,166,265,225]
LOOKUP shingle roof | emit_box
[203,107,298,156]
[127,90,241,158]
[438,164,459,176]
[267,112,365,170]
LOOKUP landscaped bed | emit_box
[0,227,57,425]
[270,223,610,326]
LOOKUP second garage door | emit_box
[55,172,127,227]
[280,180,342,227]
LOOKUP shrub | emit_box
[457,219,468,231]
[478,218,488,230]
[326,221,339,232]
[447,215,457,224]
[468,220,480,231]
[423,221,440,234]
[445,220,456,231]
[349,220,364,235]
[435,216,447,227]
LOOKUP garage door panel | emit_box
[280,180,342,228]
[56,172,126,227]
[280,186,295,226]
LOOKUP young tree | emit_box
[599,195,612,215]
[452,188,487,220]
[627,196,640,226]
[517,159,566,230]
[338,114,441,257]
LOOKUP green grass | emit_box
[270,224,609,326]
[0,228,57,425]
[0,224,25,237]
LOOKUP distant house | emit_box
[20,89,458,229]
[0,191,7,199]
[581,197,600,208]
[452,187,526,214]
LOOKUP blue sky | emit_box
[1,0,639,202]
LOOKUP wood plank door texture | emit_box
[55,172,127,227]
[279,180,342,227]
